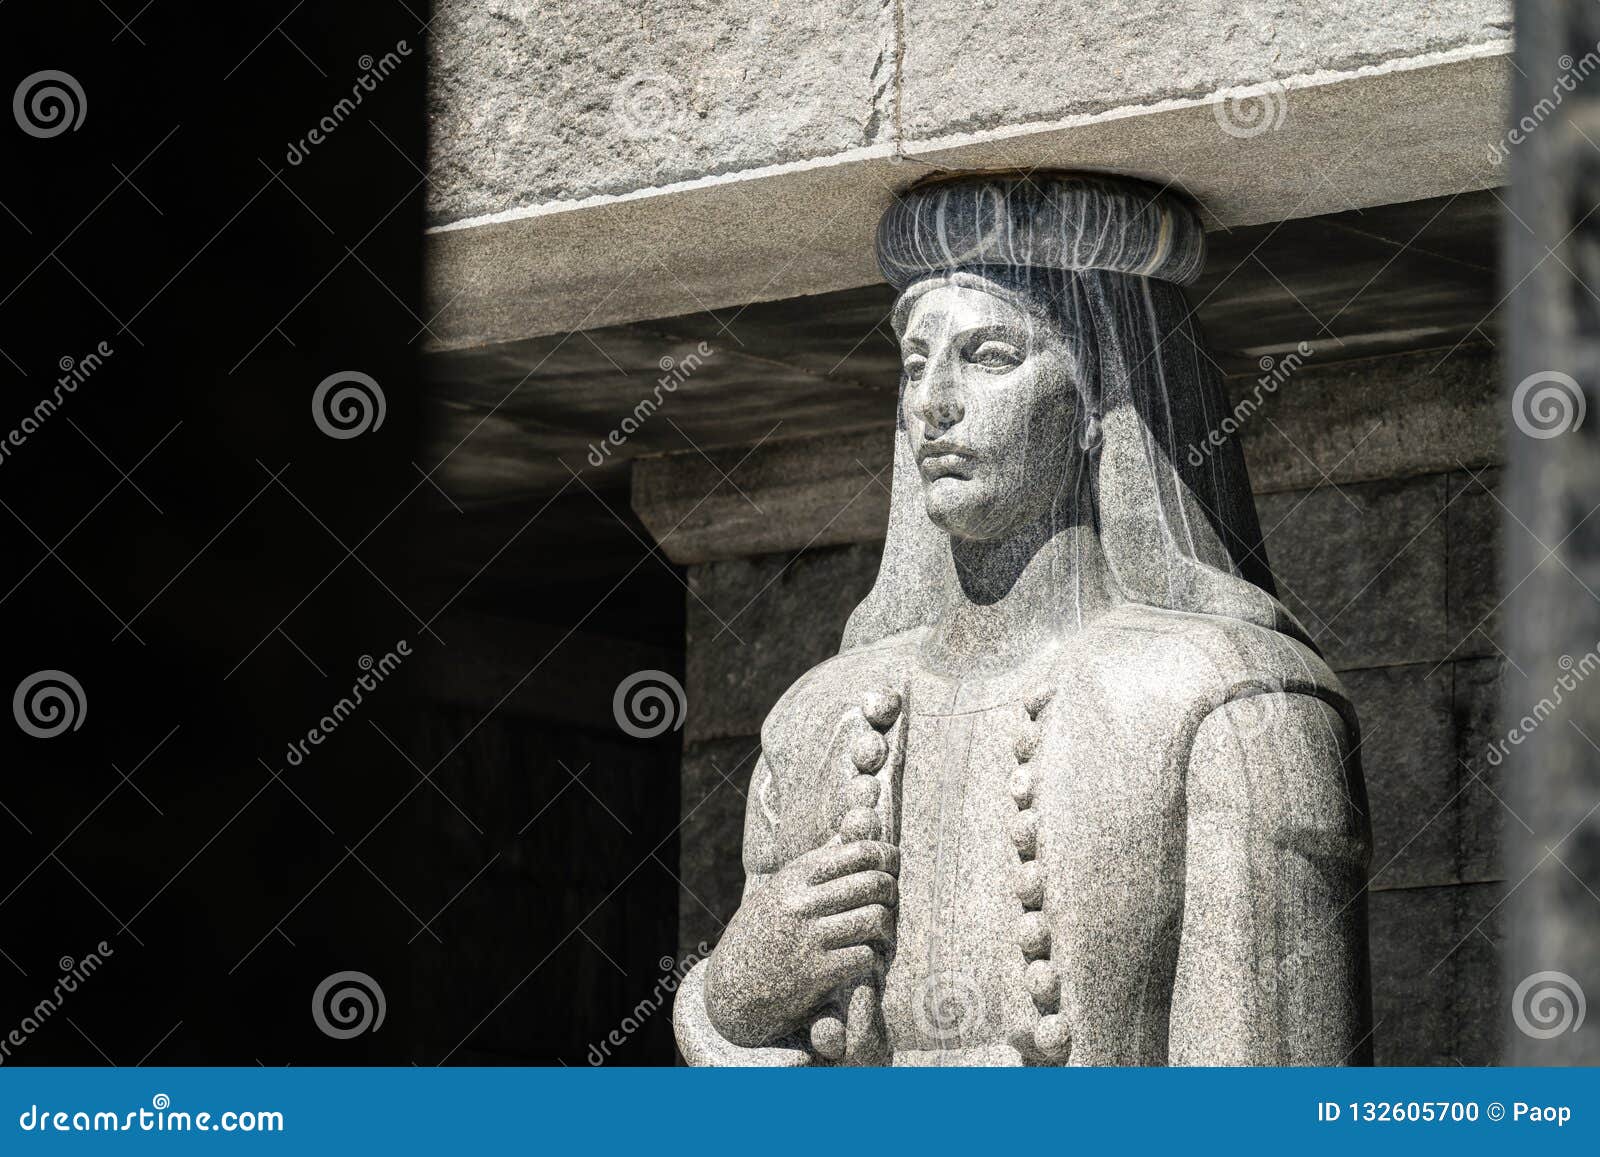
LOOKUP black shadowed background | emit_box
[0,4,683,1066]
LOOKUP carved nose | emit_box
[913,377,965,432]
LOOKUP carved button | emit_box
[1033,1013,1071,1058]
[843,774,881,809]
[1013,727,1040,764]
[810,1013,846,1061]
[1008,765,1036,809]
[1008,809,1038,858]
[839,806,880,842]
[851,730,889,773]
[1015,911,1050,957]
[861,689,902,731]
[1013,859,1044,909]
[1024,683,1055,720]
[1024,958,1059,1010]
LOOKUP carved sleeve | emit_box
[739,754,783,893]
[673,750,813,1066]
[1168,692,1373,1065]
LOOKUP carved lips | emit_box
[915,441,976,481]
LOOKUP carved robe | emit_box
[675,603,1372,1065]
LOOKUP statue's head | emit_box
[896,270,1084,542]
[846,173,1311,649]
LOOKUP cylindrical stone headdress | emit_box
[843,173,1309,651]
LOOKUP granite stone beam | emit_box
[632,346,1502,565]
[427,12,1510,349]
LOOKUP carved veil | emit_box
[843,174,1312,653]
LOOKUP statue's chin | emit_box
[922,482,1011,542]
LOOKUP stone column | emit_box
[1504,0,1600,1064]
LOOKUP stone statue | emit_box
[673,174,1373,1066]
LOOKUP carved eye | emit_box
[968,339,1023,372]
[903,353,928,380]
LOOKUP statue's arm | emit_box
[1168,693,1373,1065]
[673,754,813,1066]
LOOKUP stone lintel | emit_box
[427,45,1509,353]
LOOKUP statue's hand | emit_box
[702,840,898,1048]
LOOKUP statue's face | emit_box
[901,283,1080,541]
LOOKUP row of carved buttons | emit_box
[1012,685,1069,1060]
[811,689,903,1061]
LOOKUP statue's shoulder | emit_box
[762,626,921,734]
[1059,606,1363,822]
[1075,602,1351,722]
[757,626,921,771]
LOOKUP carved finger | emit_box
[821,945,879,988]
[802,870,897,917]
[817,903,894,949]
[802,840,899,884]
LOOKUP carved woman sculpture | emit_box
[673,174,1373,1066]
